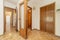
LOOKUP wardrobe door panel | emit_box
[40,7,46,31]
[40,3,55,34]
[45,3,55,34]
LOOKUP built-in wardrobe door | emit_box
[40,3,55,34]
[40,7,46,31]
[45,3,55,34]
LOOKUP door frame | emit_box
[4,7,16,33]
[4,7,13,33]
[19,0,27,38]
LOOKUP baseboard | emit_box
[55,35,60,38]
[0,33,4,37]
[32,29,40,31]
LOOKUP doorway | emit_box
[40,3,55,34]
[27,6,32,30]
[4,7,17,33]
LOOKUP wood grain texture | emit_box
[0,30,60,40]
[27,6,32,30]
[40,3,55,34]
[19,0,27,39]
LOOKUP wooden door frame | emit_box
[27,6,32,30]
[4,7,16,33]
[27,6,32,9]
[40,3,55,34]
[24,0,27,38]
[4,7,6,33]
[19,0,27,38]
[19,2,24,38]
[4,7,13,33]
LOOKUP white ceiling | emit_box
[4,0,19,5]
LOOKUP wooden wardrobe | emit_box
[40,3,55,34]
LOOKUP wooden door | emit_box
[40,3,55,34]
[45,3,55,34]
[40,7,46,31]
[4,8,6,32]
[19,0,27,39]
[27,6,32,30]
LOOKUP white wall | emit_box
[28,0,60,36]
[55,0,60,36]
[4,1,16,9]
[28,0,40,30]
[18,0,24,4]
[20,4,24,29]
[55,11,60,36]
[17,0,24,31]
[0,0,4,35]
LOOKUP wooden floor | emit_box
[0,29,60,40]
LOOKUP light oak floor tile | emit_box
[0,30,60,40]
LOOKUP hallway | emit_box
[0,30,60,40]
[0,0,60,40]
